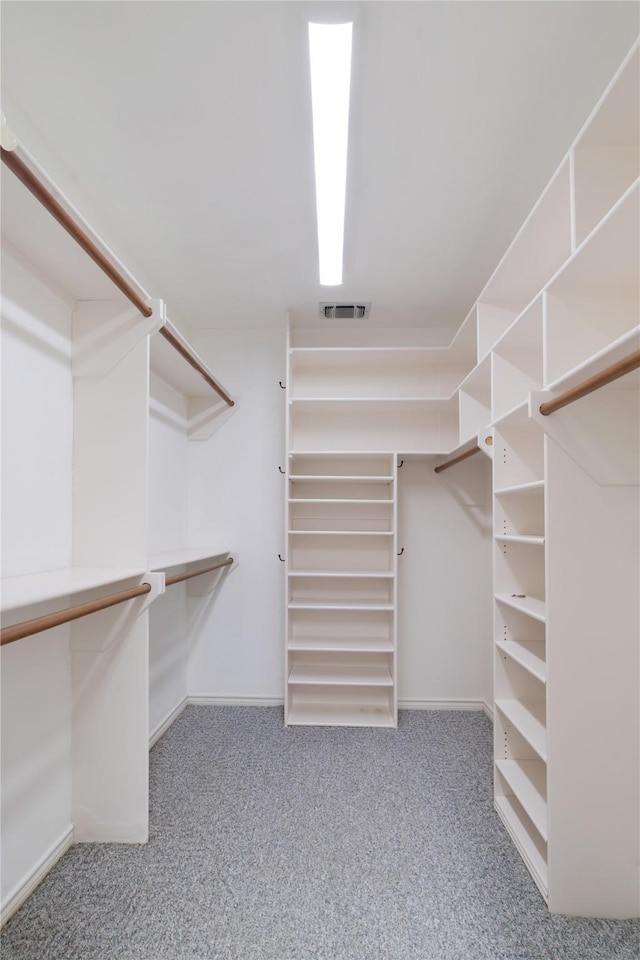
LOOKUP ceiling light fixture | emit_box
[308,21,353,287]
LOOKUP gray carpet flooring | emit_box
[1,706,638,960]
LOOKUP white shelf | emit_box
[494,796,548,898]
[495,699,547,762]
[289,397,442,410]
[496,639,547,684]
[495,481,545,497]
[494,535,545,546]
[288,663,393,686]
[288,571,394,579]
[288,601,394,611]
[287,701,395,727]
[495,759,548,841]
[289,475,393,484]
[149,546,231,571]
[288,636,394,653]
[495,594,546,624]
[289,531,394,537]
[288,498,391,505]
[1,566,146,614]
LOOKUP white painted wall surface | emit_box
[148,374,189,736]
[186,327,286,700]
[397,457,493,709]
[0,250,73,910]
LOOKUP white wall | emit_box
[397,456,493,709]
[148,374,190,737]
[186,326,286,701]
[1,249,74,911]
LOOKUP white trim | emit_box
[398,699,486,712]
[148,697,188,750]
[188,696,285,708]
[482,700,494,722]
[1,825,73,927]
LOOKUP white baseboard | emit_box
[149,697,188,750]
[1,825,73,927]
[482,700,494,722]
[188,695,284,708]
[399,699,486,711]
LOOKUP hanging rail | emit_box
[434,444,481,474]
[1,134,234,407]
[0,583,152,647]
[539,350,640,416]
[158,327,234,407]
[164,557,234,587]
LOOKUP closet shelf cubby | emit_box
[494,795,548,892]
[495,699,547,763]
[495,594,547,624]
[495,639,547,684]
[288,662,393,686]
[495,758,548,841]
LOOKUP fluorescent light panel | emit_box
[308,22,353,286]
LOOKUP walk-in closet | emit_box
[1,3,639,958]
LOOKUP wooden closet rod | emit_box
[434,444,481,474]
[0,583,152,647]
[164,557,233,587]
[539,349,640,416]
[158,327,235,407]
[1,145,153,318]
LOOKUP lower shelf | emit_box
[495,758,547,841]
[289,662,393,686]
[494,795,548,900]
[287,684,395,727]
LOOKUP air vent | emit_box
[320,302,371,320]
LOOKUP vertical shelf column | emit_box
[285,455,397,727]
[492,404,548,899]
[71,299,161,841]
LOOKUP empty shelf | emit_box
[288,663,393,686]
[495,699,547,761]
[287,701,395,727]
[288,636,394,653]
[495,759,548,840]
[288,601,394,611]
[495,480,545,497]
[496,639,547,684]
[495,535,545,546]
[289,475,393,484]
[495,594,547,623]
[289,570,394,578]
[495,795,548,899]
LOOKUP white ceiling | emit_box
[1,2,638,332]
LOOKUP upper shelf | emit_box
[1,566,146,615]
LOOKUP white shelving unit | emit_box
[285,451,398,727]
[485,41,640,919]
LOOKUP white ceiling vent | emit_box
[320,302,371,320]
